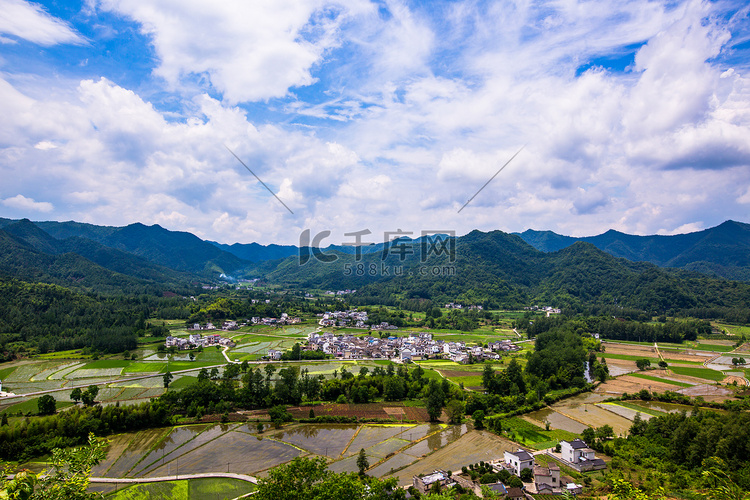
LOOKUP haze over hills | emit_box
[516,220,750,281]
[1,216,750,313]
[259,229,750,313]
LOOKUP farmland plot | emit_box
[388,431,517,486]
[48,362,86,379]
[345,425,412,455]
[106,428,170,477]
[270,424,358,456]
[147,431,300,476]
[130,425,208,476]
[142,425,231,476]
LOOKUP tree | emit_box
[254,456,404,500]
[636,358,651,371]
[357,448,369,475]
[189,352,195,361]
[445,399,465,424]
[425,379,445,422]
[0,433,106,500]
[70,387,82,404]
[581,427,596,445]
[80,385,99,406]
[163,371,174,389]
[658,360,668,369]
[595,424,614,440]
[37,395,56,415]
[472,410,485,430]
[1,413,7,426]
[520,467,533,482]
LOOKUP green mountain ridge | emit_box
[516,220,750,281]
[256,231,750,313]
[0,220,195,295]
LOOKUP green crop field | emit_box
[628,372,691,387]
[670,366,726,381]
[615,401,667,417]
[0,397,74,416]
[122,362,166,374]
[499,417,579,450]
[0,366,17,380]
[169,376,198,389]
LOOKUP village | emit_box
[299,329,519,363]
[412,438,606,498]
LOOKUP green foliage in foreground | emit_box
[255,457,405,500]
[107,477,254,500]
[0,433,106,500]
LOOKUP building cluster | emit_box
[165,332,235,350]
[303,331,518,362]
[324,289,357,295]
[251,313,302,326]
[317,310,369,328]
[525,305,562,316]
[413,439,605,497]
[444,303,484,310]
[190,320,242,331]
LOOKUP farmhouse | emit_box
[503,448,534,476]
[560,439,607,470]
[412,470,454,492]
[534,464,560,494]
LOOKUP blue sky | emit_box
[1,0,749,244]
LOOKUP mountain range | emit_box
[0,217,749,312]
[515,220,750,281]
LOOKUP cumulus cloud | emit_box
[0,0,84,46]
[95,0,375,103]
[1,0,750,243]
[1,194,53,212]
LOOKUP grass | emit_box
[0,398,74,416]
[499,417,579,450]
[0,366,17,380]
[691,343,737,353]
[36,350,92,360]
[122,362,166,374]
[601,353,702,365]
[169,376,198,389]
[83,360,132,369]
[628,372,692,388]
[615,401,667,417]
[670,366,726,382]
[444,374,482,387]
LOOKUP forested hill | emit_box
[0,277,185,356]
[516,220,750,281]
[0,218,249,276]
[0,219,196,295]
[257,230,750,314]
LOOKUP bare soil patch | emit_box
[594,375,680,395]
[287,402,430,421]
[677,384,734,400]
[387,430,517,486]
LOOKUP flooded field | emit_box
[526,392,632,435]
[93,421,467,481]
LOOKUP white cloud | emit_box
[1,194,53,212]
[0,0,84,46]
[1,0,750,244]
[95,0,374,103]
[33,141,57,150]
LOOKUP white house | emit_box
[561,439,595,464]
[268,349,283,360]
[504,448,534,476]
